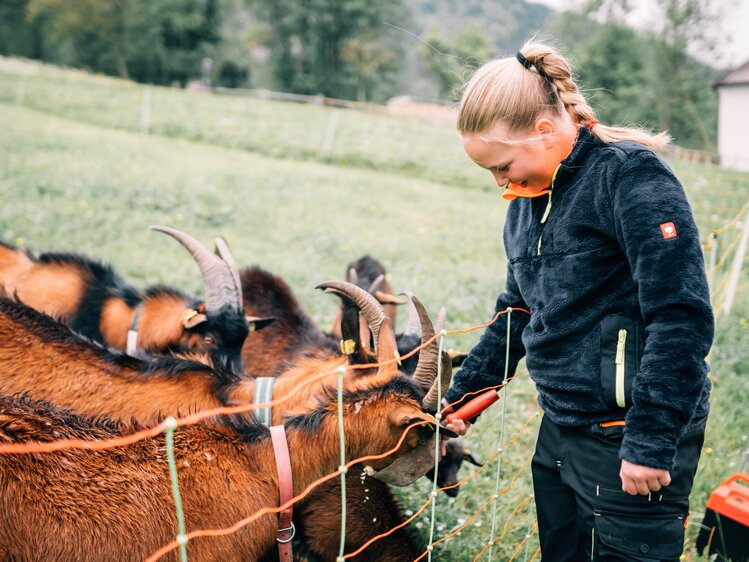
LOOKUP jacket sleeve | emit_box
[610,149,714,470]
[444,262,530,413]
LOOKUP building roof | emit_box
[716,60,749,86]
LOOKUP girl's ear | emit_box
[535,117,557,148]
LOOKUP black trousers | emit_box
[531,414,706,561]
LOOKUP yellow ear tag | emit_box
[340,339,356,355]
[394,350,402,366]
[249,323,256,332]
[183,309,199,323]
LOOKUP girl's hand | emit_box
[619,459,671,495]
[441,399,471,437]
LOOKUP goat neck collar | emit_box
[270,425,295,562]
[126,303,144,356]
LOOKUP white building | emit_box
[716,61,749,172]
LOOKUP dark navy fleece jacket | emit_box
[445,127,714,470]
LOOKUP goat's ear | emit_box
[390,408,433,431]
[374,291,407,306]
[463,450,482,467]
[183,310,208,329]
[390,409,458,438]
[246,316,276,332]
[448,349,469,368]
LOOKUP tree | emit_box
[420,22,495,100]
[253,0,409,99]
[547,0,720,150]
[25,0,221,84]
[342,36,394,102]
[28,0,132,78]
[651,0,721,146]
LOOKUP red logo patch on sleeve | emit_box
[660,222,678,239]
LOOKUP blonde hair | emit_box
[457,40,671,151]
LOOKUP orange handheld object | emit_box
[445,390,500,424]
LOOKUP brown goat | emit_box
[0,227,261,374]
[0,286,450,561]
[0,376,441,562]
[241,277,467,560]
[0,294,384,428]
[239,266,340,378]
[328,255,403,342]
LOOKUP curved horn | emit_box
[150,225,241,313]
[401,292,422,338]
[367,273,385,293]
[376,316,399,375]
[422,350,453,411]
[405,293,439,392]
[434,307,447,335]
[214,237,243,309]
[315,280,390,354]
[346,267,359,285]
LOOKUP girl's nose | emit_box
[492,171,508,187]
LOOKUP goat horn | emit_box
[315,280,390,355]
[376,316,399,375]
[401,292,422,338]
[421,350,453,411]
[435,307,447,335]
[346,267,359,285]
[406,293,439,392]
[150,226,242,313]
[214,237,243,309]
[367,274,385,293]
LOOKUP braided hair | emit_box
[457,40,670,151]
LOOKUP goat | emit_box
[0,373,446,562]
[0,285,452,561]
[0,226,262,373]
[241,278,472,560]
[328,255,403,342]
[239,266,340,378]
[0,293,231,425]
[0,293,401,428]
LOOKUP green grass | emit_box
[1,56,748,560]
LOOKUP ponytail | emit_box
[458,40,670,151]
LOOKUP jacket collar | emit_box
[552,126,600,190]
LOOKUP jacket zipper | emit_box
[536,164,562,256]
[615,329,627,408]
[536,192,553,255]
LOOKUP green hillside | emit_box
[1,57,748,560]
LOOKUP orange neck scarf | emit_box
[501,184,551,201]
[501,164,562,201]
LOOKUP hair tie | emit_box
[515,51,532,70]
[585,119,599,131]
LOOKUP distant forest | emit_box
[0,0,724,150]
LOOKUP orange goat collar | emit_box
[270,425,295,562]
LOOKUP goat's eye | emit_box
[203,335,215,345]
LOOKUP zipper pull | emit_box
[615,329,627,364]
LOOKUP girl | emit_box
[443,40,713,561]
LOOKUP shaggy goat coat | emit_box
[446,127,713,470]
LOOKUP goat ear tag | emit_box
[183,312,207,329]
[660,222,677,239]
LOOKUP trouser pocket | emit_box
[600,313,639,410]
[594,510,685,561]
[593,487,688,561]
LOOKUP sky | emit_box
[531,0,749,69]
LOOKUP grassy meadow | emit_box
[1,56,748,560]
